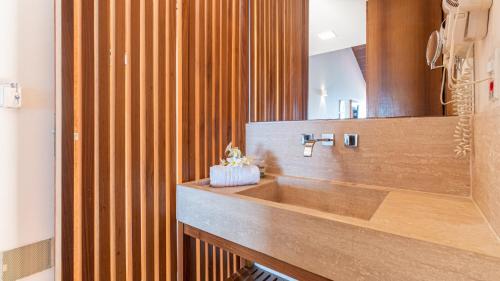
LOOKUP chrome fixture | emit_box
[344,134,359,148]
[301,133,335,157]
[301,133,314,145]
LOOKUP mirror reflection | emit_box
[308,0,366,120]
[249,0,446,122]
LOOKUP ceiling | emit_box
[309,0,367,56]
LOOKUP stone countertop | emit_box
[177,175,500,281]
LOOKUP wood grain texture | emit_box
[366,0,443,117]
[177,0,250,278]
[473,107,500,238]
[61,0,75,279]
[98,0,111,280]
[61,0,177,279]
[352,44,367,81]
[250,0,308,122]
[144,0,155,280]
[80,0,96,279]
[129,0,143,279]
[114,0,127,279]
[178,0,249,181]
[246,117,471,196]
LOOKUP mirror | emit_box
[309,0,367,120]
[249,0,446,122]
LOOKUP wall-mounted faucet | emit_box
[301,133,335,157]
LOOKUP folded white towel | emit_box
[210,165,260,187]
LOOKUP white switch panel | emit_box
[487,48,500,101]
[494,48,500,100]
[0,83,22,109]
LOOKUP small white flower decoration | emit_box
[220,142,252,167]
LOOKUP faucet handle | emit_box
[320,133,335,146]
[301,133,314,145]
[344,134,359,148]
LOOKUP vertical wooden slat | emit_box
[140,1,148,279]
[178,0,250,277]
[220,0,228,155]
[211,0,220,167]
[204,241,209,281]
[114,0,127,279]
[195,239,201,281]
[194,0,205,180]
[205,0,213,173]
[62,0,75,278]
[283,0,290,119]
[125,0,133,278]
[157,0,167,279]
[145,0,155,278]
[129,0,142,279]
[98,0,111,278]
[240,0,249,152]
[153,0,160,279]
[166,0,177,278]
[300,0,307,120]
[187,0,196,182]
[249,0,308,122]
[65,0,249,278]
[109,0,116,279]
[81,0,95,279]
[219,248,224,281]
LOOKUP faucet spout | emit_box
[303,140,316,157]
[301,133,335,157]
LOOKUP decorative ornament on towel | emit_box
[210,143,261,187]
[220,142,252,167]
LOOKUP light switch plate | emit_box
[0,83,22,109]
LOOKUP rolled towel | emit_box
[210,165,260,187]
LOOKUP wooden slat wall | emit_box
[250,0,309,122]
[182,236,248,281]
[177,0,250,279]
[366,0,443,118]
[61,0,177,280]
[178,0,249,182]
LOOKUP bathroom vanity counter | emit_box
[177,175,500,280]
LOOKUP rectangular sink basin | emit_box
[237,177,389,220]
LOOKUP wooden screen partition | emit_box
[177,0,250,279]
[61,0,177,280]
[366,0,443,118]
[178,0,249,182]
[250,0,309,122]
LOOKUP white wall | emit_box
[475,0,500,113]
[308,48,366,120]
[309,0,366,56]
[0,0,20,252]
[0,1,55,280]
